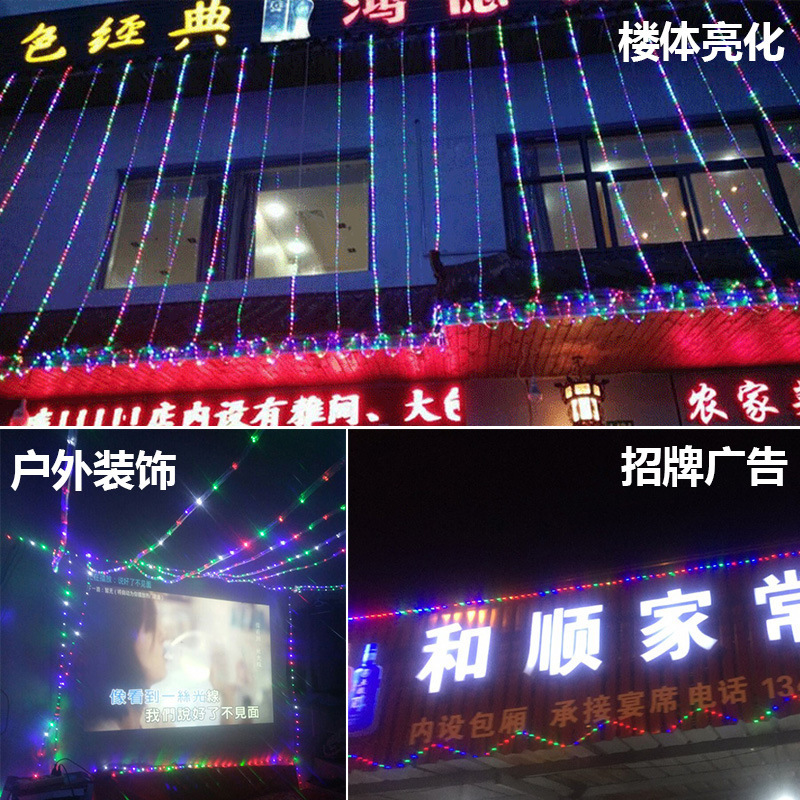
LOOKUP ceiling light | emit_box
[286,239,307,256]
[263,201,287,219]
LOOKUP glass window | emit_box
[251,160,368,279]
[605,177,692,245]
[770,119,800,156]
[540,180,596,251]
[690,169,782,239]
[105,175,209,289]
[777,162,800,228]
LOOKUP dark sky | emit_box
[1,429,346,590]
[348,428,800,616]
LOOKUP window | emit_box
[103,158,369,289]
[500,119,799,255]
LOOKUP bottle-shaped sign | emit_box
[261,0,314,42]
[348,643,381,735]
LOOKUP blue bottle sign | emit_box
[261,0,315,42]
[348,643,382,735]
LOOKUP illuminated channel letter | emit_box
[524,605,603,676]
[640,588,717,662]
[416,622,491,694]
[754,570,800,643]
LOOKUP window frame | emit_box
[99,150,371,291]
[498,111,800,256]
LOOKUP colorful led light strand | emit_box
[772,0,800,48]
[0,70,41,165]
[430,27,442,253]
[147,460,345,583]
[565,8,657,291]
[400,30,414,327]
[465,25,487,318]
[350,547,800,622]
[534,17,594,300]
[333,38,344,335]
[35,558,90,771]
[92,434,259,576]
[0,66,100,315]
[665,0,800,247]
[597,10,713,296]
[366,34,382,334]
[632,1,771,285]
[288,596,300,759]
[497,21,540,299]
[192,48,248,346]
[107,55,190,348]
[51,431,76,574]
[703,1,800,177]
[151,52,220,348]
[14,62,131,360]
[237,45,278,342]
[0,72,16,109]
[61,59,161,349]
[0,65,72,220]
[350,693,800,769]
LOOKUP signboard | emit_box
[0,0,532,72]
[16,381,464,427]
[349,555,800,766]
[676,368,800,426]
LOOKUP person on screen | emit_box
[83,594,167,731]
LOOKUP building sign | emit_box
[675,368,800,426]
[349,555,800,765]
[17,381,463,427]
[0,0,529,72]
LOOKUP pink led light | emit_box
[0,70,41,164]
[0,72,16,110]
[368,33,382,333]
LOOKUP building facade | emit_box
[1,0,799,426]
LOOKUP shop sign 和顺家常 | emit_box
[348,556,800,763]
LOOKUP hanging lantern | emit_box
[556,357,608,426]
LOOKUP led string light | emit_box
[349,694,800,769]
[400,31,414,327]
[0,65,72,220]
[92,434,259,576]
[534,17,595,303]
[223,532,345,584]
[51,431,76,574]
[151,52,221,349]
[107,55,191,348]
[0,69,41,165]
[664,0,800,248]
[631,3,773,287]
[333,38,344,336]
[14,62,132,362]
[772,0,800,48]
[497,20,540,300]
[430,27,442,253]
[703,1,800,177]
[465,24,487,320]
[192,48,248,346]
[565,8,658,292]
[0,66,100,315]
[147,460,345,583]
[597,11,714,300]
[35,558,90,771]
[85,756,292,776]
[216,529,345,583]
[288,595,300,759]
[350,547,800,622]
[739,0,800,108]
[61,59,161,349]
[237,45,278,342]
[367,33,382,334]
[0,72,16,109]
[211,503,346,579]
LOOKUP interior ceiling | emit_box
[350,715,800,800]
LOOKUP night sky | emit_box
[348,429,800,616]
[1,429,345,589]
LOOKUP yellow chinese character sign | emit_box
[88,15,146,55]
[169,0,231,51]
[21,22,67,63]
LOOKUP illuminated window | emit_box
[102,157,368,290]
[501,119,798,255]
